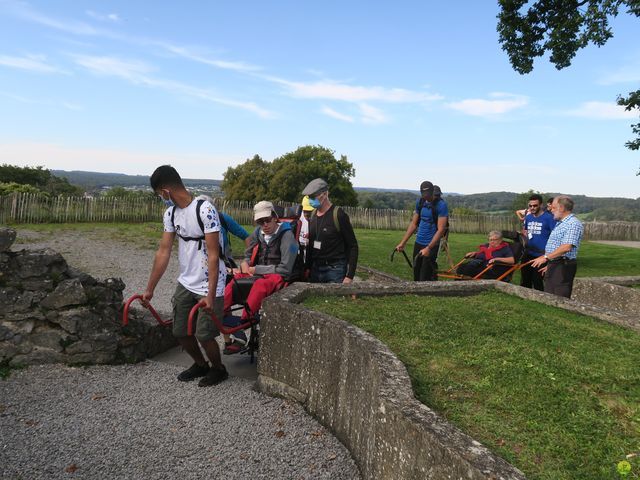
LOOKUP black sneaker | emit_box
[177,363,210,382]
[198,365,228,387]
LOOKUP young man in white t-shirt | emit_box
[143,165,228,387]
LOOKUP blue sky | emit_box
[0,1,638,198]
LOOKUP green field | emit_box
[305,291,640,480]
[11,223,640,279]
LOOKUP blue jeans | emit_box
[310,260,347,284]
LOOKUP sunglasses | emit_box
[256,217,272,226]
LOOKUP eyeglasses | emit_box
[256,217,272,226]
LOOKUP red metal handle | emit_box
[122,294,172,327]
[187,300,256,336]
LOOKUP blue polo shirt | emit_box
[415,198,448,246]
[545,214,583,260]
[523,211,556,255]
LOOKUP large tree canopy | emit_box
[497,0,640,166]
[0,164,83,196]
[221,146,358,206]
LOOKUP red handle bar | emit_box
[187,300,256,336]
[122,294,172,327]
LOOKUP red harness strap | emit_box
[478,241,509,261]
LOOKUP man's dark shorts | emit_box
[171,283,222,341]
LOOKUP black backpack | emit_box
[417,196,449,235]
[169,199,232,266]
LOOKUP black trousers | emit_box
[413,242,439,281]
[544,260,577,298]
[520,253,545,291]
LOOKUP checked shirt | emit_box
[545,213,584,260]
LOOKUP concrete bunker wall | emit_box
[256,280,638,480]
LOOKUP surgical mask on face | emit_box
[158,191,174,207]
[309,197,322,209]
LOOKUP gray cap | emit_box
[302,178,328,196]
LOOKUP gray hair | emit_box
[555,195,574,212]
[488,230,502,240]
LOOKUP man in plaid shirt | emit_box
[531,195,584,298]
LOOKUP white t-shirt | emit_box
[163,199,226,297]
[299,215,309,246]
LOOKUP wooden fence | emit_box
[1,193,639,241]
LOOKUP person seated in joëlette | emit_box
[456,230,515,279]
[222,200,298,354]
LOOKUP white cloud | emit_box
[359,103,388,124]
[158,43,261,73]
[0,54,64,74]
[266,76,442,104]
[86,10,121,23]
[565,101,637,120]
[5,1,101,36]
[0,90,82,110]
[447,92,529,116]
[320,106,354,123]
[72,54,273,118]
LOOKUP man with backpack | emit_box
[302,178,359,284]
[395,180,449,281]
[222,200,298,353]
[143,165,228,387]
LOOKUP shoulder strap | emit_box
[195,199,205,233]
[431,198,439,225]
[333,206,340,234]
[218,211,228,232]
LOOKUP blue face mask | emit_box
[158,191,174,207]
[308,197,321,209]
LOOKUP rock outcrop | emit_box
[0,227,176,366]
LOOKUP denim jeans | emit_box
[310,260,347,283]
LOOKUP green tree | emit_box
[511,189,542,212]
[222,146,358,206]
[0,164,50,186]
[221,154,272,203]
[0,182,42,195]
[0,164,83,196]
[497,1,640,170]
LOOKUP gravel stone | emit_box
[7,229,361,479]
[0,363,360,479]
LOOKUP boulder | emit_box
[41,278,87,309]
[0,227,16,252]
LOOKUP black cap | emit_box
[420,181,434,193]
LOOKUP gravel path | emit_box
[5,229,361,480]
[14,229,179,313]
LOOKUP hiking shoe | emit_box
[177,363,210,382]
[198,365,228,387]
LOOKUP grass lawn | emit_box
[10,224,640,279]
[355,228,640,280]
[305,291,640,480]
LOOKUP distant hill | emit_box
[51,170,639,221]
[52,170,221,190]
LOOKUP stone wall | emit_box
[0,227,176,366]
[257,281,526,480]
[257,279,638,479]
[571,276,640,319]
